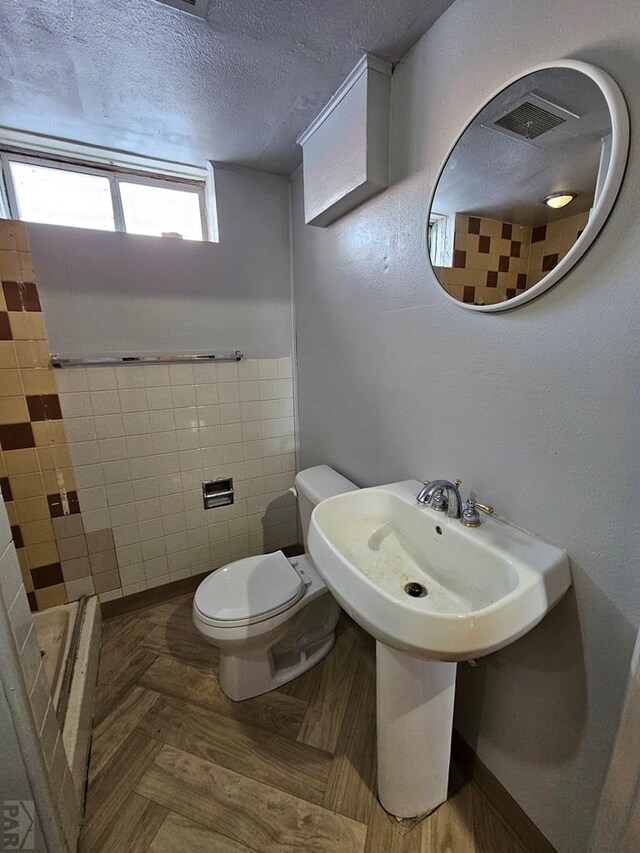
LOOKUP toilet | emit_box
[192,465,358,701]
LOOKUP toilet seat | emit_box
[194,550,306,628]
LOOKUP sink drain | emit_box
[404,582,427,598]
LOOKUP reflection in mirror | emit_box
[429,67,614,307]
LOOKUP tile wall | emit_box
[435,210,590,305]
[0,493,79,845]
[0,220,79,611]
[56,357,297,602]
[1,218,298,610]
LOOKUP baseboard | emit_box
[101,544,306,620]
[451,731,557,853]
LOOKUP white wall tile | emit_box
[94,414,124,438]
[119,388,148,412]
[65,417,97,442]
[102,460,132,484]
[143,365,170,386]
[195,384,218,405]
[171,386,196,408]
[116,365,145,389]
[146,386,173,409]
[86,367,117,391]
[122,411,151,435]
[174,407,199,430]
[54,368,87,393]
[90,390,120,415]
[98,437,127,462]
[168,364,193,385]
[59,392,92,418]
[60,357,298,601]
[82,508,111,532]
[77,486,108,511]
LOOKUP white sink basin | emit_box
[309,480,571,661]
[309,478,572,819]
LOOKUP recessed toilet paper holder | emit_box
[203,478,234,509]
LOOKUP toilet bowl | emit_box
[192,465,358,701]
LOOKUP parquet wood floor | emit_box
[80,593,533,852]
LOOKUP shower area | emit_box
[31,597,102,792]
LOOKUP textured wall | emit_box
[291,0,640,850]
[29,168,293,360]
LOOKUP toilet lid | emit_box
[194,550,305,626]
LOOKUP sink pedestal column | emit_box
[376,642,456,818]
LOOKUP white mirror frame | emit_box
[427,59,630,312]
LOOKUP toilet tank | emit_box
[294,465,359,549]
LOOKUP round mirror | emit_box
[427,60,629,311]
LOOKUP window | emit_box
[0,140,214,241]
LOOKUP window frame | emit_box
[0,147,213,242]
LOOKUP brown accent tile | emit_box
[89,549,117,575]
[532,224,547,243]
[486,271,498,288]
[47,493,66,519]
[34,584,68,610]
[31,562,64,590]
[27,591,38,612]
[0,312,13,341]
[517,273,528,288]
[26,394,63,422]
[11,525,24,548]
[52,514,84,540]
[68,490,81,515]
[93,570,121,594]
[0,476,13,502]
[26,541,60,569]
[498,255,510,273]
[478,235,491,254]
[505,288,517,299]
[57,535,88,561]
[86,529,115,554]
[542,253,559,272]
[61,557,91,582]
[2,281,41,312]
[467,217,481,234]
[453,250,467,269]
[510,240,521,258]
[501,223,513,240]
[0,422,35,450]
[462,286,476,304]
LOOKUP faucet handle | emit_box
[453,479,462,488]
[461,497,493,527]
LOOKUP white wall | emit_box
[29,167,293,359]
[291,1,640,850]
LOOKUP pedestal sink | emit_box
[308,480,571,818]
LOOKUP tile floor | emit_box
[80,593,534,852]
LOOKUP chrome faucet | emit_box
[416,479,463,518]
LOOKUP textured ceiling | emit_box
[0,0,455,174]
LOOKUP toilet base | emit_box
[219,632,335,701]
